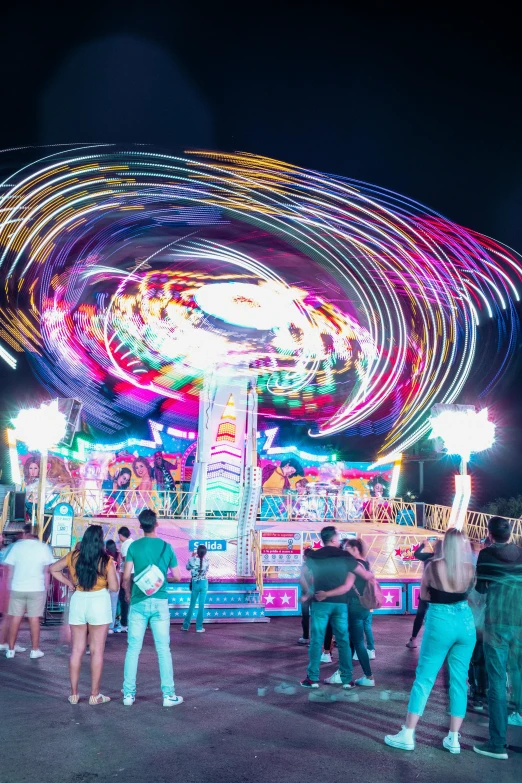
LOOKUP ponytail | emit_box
[196,544,207,576]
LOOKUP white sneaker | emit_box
[108,629,114,635]
[320,652,332,663]
[5,649,15,659]
[297,637,309,645]
[508,712,522,726]
[115,626,128,633]
[163,695,184,707]
[368,649,376,660]
[324,669,342,685]
[443,733,461,754]
[30,649,44,659]
[384,726,415,751]
[352,651,359,660]
[1,643,27,653]
[123,695,135,706]
[355,676,375,687]
[196,628,205,633]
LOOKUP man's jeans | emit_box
[307,601,352,684]
[484,624,522,749]
[182,580,208,631]
[123,598,174,697]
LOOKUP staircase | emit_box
[166,582,269,624]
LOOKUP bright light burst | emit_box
[11,401,67,452]
[0,146,520,453]
[430,405,495,462]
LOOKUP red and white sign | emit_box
[261,531,301,564]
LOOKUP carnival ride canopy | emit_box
[0,146,520,457]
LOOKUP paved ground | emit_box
[1,616,521,783]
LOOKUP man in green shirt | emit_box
[122,509,182,707]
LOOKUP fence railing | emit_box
[33,488,522,547]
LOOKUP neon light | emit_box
[6,428,21,484]
[430,406,495,462]
[0,343,17,369]
[0,147,519,454]
[448,474,472,530]
[11,401,67,452]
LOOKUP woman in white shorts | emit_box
[51,525,118,704]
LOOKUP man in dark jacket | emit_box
[473,517,522,760]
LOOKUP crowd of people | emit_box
[0,513,521,760]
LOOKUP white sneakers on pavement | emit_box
[384,726,415,751]
[508,711,522,726]
[30,649,44,659]
[320,652,332,663]
[324,669,342,685]
[443,732,461,754]
[163,695,184,707]
[354,676,375,687]
[123,695,135,706]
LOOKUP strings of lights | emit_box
[0,145,520,456]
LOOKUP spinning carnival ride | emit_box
[1,148,521,555]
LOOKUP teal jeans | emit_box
[307,601,352,684]
[123,598,174,698]
[183,580,208,631]
[408,601,476,717]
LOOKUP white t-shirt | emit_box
[120,537,134,574]
[4,539,54,592]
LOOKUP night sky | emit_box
[1,3,521,505]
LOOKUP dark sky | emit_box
[1,2,521,505]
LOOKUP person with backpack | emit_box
[300,526,374,689]
[182,545,209,632]
[122,509,182,707]
[385,529,476,755]
[323,538,381,687]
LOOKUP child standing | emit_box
[182,545,209,633]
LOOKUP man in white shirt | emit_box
[117,526,134,632]
[3,526,54,658]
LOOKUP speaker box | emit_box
[10,491,27,522]
[414,502,425,528]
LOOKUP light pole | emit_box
[430,404,495,531]
[11,401,67,540]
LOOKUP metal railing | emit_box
[41,488,522,547]
[250,529,264,596]
[51,488,236,520]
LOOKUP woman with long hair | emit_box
[385,528,476,754]
[105,540,121,633]
[51,525,119,704]
[182,545,209,633]
[133,457,153,491]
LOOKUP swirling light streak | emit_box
[0,146,520,456]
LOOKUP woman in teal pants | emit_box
[385,529,476,755]
[182,545,209,632]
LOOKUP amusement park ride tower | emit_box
[188,366,261,575]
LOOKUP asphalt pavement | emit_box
[1,615,521,782]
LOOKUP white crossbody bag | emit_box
[133,542,168,597]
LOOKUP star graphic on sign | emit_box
[281,593,291,605]
[238,611,242,616]
[384,592,395,604]
[313,541,322,549]
[265,593,275,605]
[394,548,402,557]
